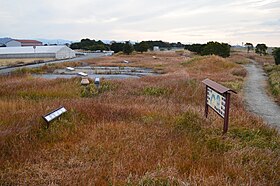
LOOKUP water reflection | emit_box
[33,66,157,80]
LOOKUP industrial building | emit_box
[0,38,13,47]
[6,39,43,47]
[0,46,76,59]
[0,38,43,47]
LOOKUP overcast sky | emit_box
[0,0,279,46]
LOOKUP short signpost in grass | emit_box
[81,78,90,86]
[202,79,236,134]
[95,78,100,89]
[42,106,67,128]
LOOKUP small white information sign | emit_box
[66,67,75,71]
[43,107,67,123]
[78,72,88,77]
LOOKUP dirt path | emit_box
[244,60,280,129]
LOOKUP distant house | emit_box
[5,40,21,47]
[6,39,43,47]
[267,47,276,55]
[0,46,76,59]
[153,46,160,51]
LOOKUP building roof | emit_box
[0,38,13,45]
[0,46,72,54]
[15,39,42,43]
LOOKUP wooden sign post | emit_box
[202,79,236,133]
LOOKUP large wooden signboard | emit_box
[202,79,236,133]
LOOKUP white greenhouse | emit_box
[0,46,76,59]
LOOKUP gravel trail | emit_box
[244,60,280,129]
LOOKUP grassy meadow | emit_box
[0,58,55,67]
[264,64,280,104]
[0,51,279,185]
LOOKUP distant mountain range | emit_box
[35,38,77,45]
[2,37,178,46]
[35,39,126,45]
[1,37,140,45]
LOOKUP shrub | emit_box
[184,42,231,57]
[272,48,280,65]
[70,38,108,51]
[185,44,206,54]
[134,41,149,53]
[81,81,118,97]
[206,137,232,153]
[175,110,203,136]
[255,43,268,56]
[264,65,280,101]
[201,41,231,58]
[123,41,134,55]
[109,42,125,53]
[142,87,170,97]
[229,127,280,150]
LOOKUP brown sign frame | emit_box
[202,79,236,133]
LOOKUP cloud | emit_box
[0,0,279,46]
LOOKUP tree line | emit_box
[185,42,270,58]
[70,39,279,65]
[240,43,279,65]
[241,42,268,56]
[71,39,232,57]
[239,43,279,65]
[70,39,184,55]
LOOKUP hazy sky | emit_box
[0,0,279,46]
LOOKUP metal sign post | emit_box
[202,79,236,134]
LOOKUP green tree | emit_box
[201,41,231,58]
[255,44,267,56]
[123,41,134,55]
[134,41,149,53]
[110,42,125,53]
[272,48,280,65]
[88,44,106,51]
[245,43,254,53]
[70,38,107,51]
[145,40,171,50]
[185,44,206,54]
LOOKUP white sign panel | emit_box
[207,87,226,118]
[43,107,67,123]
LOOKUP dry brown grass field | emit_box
[230,50,275,65]
[0,51,279,185]
[0,58,54,67]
